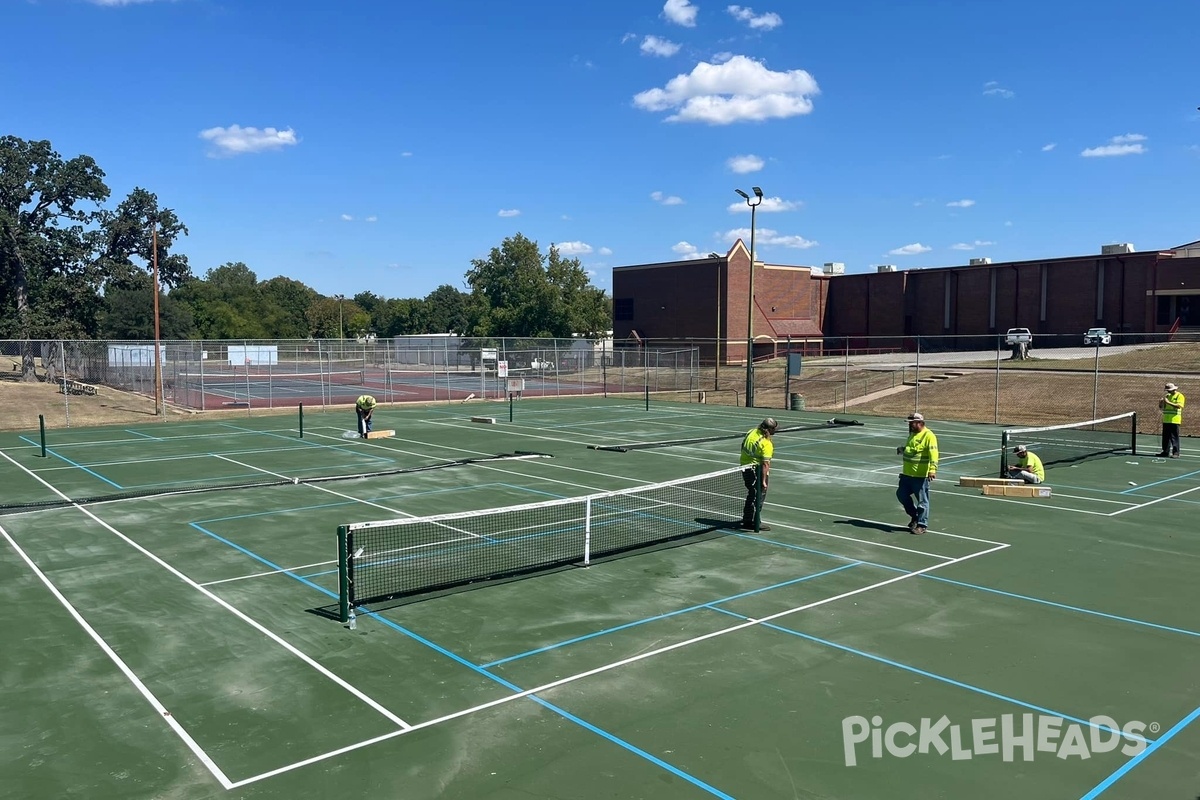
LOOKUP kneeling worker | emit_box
[355,394,377,438]
[1007,445,1044,484]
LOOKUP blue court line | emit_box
[735,534,1200,640]
[17,436,123,489]
[124,429,162,441]
[706,606,1152,745]
[479,562,863,668]
[1120,467,1200,494]
[190,522,735,798]
[1078,704,1200,799]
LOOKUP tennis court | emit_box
[2,397,1197,799]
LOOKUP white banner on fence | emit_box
[228,345,279,366]
[107,344,156,367]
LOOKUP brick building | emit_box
[612,239,827,364]
[612,241,1200,359]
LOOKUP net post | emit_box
[644,382,649,411]
[337,525,351,623]
[38,415,46,458]
[509,391,514,423]
[1130,412,1138,455]
[583,498,592,566]
[299,403,304,438]
[1000,431,1010,475]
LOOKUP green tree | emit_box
[172,262,269,339]
[0,137,190,378]
[99,273,194,340]
[260,276,318,338]
[465,233,610,338]
[423,284,472,334]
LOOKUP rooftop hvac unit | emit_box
[1101,243,1134,255]
[969,257,992,265]
[823,262,846,274]
[876,264,897,273]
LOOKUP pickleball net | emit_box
[587,417,865,452]
[337,465,747,617]
[1000,411,1137,473]
[0,451,552,515]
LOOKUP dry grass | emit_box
[959,342,1200,373]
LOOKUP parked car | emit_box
[1005,327,1032,345]
[1084,327,1112,346]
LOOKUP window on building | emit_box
[614,298,634,320]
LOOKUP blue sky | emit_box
[6,0,1199,299]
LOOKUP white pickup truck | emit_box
[1005,327,1032,345]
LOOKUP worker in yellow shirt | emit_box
[355,394,377,439]
[1158,382,1185,458]
[896,412,938,535]
[739,417,777,532]
[1006,445,1045,484]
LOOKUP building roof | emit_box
[767,318,823,337]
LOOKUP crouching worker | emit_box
[1007,445,1044,484]
[355,394,377,438]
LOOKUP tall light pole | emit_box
[151,217,163,417]
[735,186,763,407]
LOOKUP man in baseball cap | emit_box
[1158,383,1185,458]
[896,412,937,534]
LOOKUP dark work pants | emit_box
[742,467,765,526]
[1162,423,1180,456]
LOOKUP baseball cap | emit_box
[761,417,778,432]
[907,412,924,422]
[1014,445,1027,454]
[1165,383,1178,391]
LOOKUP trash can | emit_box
[789,393,805,411]
[697,391,706,404]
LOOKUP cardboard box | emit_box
[959,477,1023,487]
[982,484,1052,498]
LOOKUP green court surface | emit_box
[1,398,1197,799]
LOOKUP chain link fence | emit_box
[3,337,700,417]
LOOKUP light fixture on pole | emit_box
[735,186,764,407]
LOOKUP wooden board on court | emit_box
[365,429,395,439]
[982,484,1052,498]
[470,416,497,424]
[959,476,1023,487]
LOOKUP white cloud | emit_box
[888,243,932,256]
[1081,134,1148,157]
[946,199,975,208]
[401,151,413,157]
[724,227,817,249]
[727,5,783,30]
[556,241,594,256]
[1041,143,1057,152]
[633,54,819,124]
[672,241,709,259]
[87,0,164,5]
[949,240,996,251]
[727,196,799,212]
[641,35,681,57]
[598,247,613,256]
[983,81,1014,99]
[727,154,764,173]
[365,216,378,223]
[711,51,735,63]
[498,209,521,217]
[340,214,353,221]
[621,32,638,44]
[199,125,298,157]
[1004,220,1013,227]
[651,191,686,205]
[663,0,698,27]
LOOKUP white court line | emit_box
[0,520,235,790]
[198,559,336,587]
[763,522,954,560]
[227,539,1009,789]
[0,450,412,738]
[212,454,410,517]
[1106,483,1200,516]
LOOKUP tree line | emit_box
[1,136,611,379]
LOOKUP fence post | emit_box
[994,334,1001,424]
